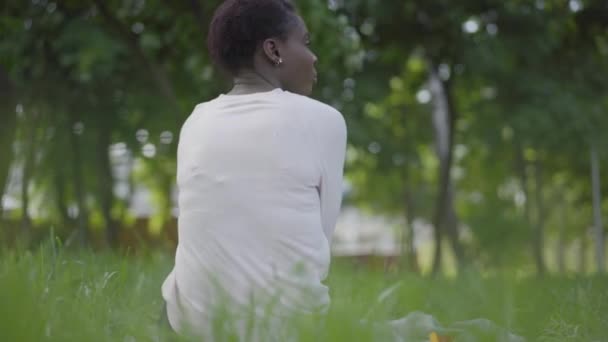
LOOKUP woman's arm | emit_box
[317,109,347,242]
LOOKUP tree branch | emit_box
[188,0,208,37]
[92,0,182,117]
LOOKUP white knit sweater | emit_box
[161,88,347,337]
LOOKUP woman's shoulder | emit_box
[279,91,345,127]
[178,102,208,137]
[279,91,336,112]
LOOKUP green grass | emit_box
[0,243,606,341]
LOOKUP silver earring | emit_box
[275,58,283,66]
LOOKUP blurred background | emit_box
[1,0,607,276]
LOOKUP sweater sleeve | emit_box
[317,108,347,243]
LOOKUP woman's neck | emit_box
[228,70,281,95]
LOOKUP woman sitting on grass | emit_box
[161,0,347,339]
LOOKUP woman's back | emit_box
[162,89,346,336]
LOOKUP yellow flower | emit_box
[429,331,453,342]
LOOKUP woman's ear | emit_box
[262,38,282,65]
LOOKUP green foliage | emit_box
[1,0,608,272]
[338,0,608,272]
[464,195,530,269]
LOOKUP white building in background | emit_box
[3,181,432,257]
[332,207,433,256]
[332,206,402,256]
[2,142,433,255]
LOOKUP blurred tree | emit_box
[339,0,608,274]
[0,0,363,248]
[0,66,16,221]
[1,0,606,274]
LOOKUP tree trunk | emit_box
[123,153,136,223]
[429,64,447,274]
[403,190,419,273]
[0,66,16,220]
[70,118,89,247]
[443,78,466,270]
[20,162,32,236]
[515,144,538,274]
[445,173,466,269]
[428,62,464,274]
[590,144,605,273]
[515,144,531,220]
[579,235,587,274]
[533,159,546,276]
[20,109,39,239]
[54,168,73,230]
[557,193,567,274]
[97,123,118,247]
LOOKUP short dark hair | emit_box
[207,0,297,75]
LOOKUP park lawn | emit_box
[1,244,606,341]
